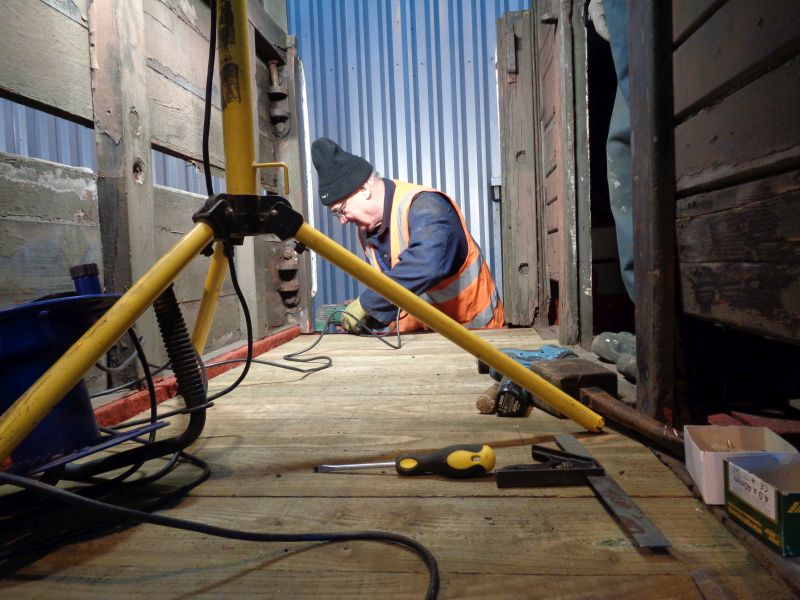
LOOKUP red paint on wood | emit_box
[94,325,300,427]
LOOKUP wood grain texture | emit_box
[536,5,564,305]
[144,0,225,165]
[676,170,800,343]
[0,0,92,120]
[676,170,800,264]
[672,0,723,47]
[674,54,800,196]
[675,170,800,339]
[673,0,800,120]
[497,12,539,326]
[0,153,100,305]
[679,262,800,343]
[630,0,677,422]
[1,329,792,598]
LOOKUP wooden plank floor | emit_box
[1,328,794,598]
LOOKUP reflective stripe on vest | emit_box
[357,180,504,330]
[419,245,483,305]
[464,286,501,329]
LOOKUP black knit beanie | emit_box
[311,137,373,206]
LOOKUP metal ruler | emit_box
[555,434,671,550]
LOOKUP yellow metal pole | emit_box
[192,242,228,353]
[192,0,258,354]
[0,223,216,461]
[218,0,257,194]
[294,223,605,433]
[253,162,290,194]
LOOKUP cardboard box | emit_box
[684,426,797,505]
[724,454,800,557]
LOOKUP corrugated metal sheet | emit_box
[287,0,528,309]
[0,96,95,170]
[151,148,226,195]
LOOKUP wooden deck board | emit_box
[1,329,793,598]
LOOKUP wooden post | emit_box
[629,0,676,421]
[497,11,540,327]
[571,1,593,348]
[89,0,159,368]
[557,0,579,345]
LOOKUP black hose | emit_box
[63,286,207,480]
[0,471,439,599]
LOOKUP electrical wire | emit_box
[206,245,252,402]
[100,307,399,429]
[88,329,161,486]
[93,334,143,373]
[0,3,439,595]
[0,471,439,599]
[89,361,171,399]
[202,0,217,197]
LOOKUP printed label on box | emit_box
[728,462,777,521]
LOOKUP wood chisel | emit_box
[314,444,496,478]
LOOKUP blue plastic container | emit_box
[0,293,118,469]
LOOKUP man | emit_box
[588,0,637,381]
[311,137,504,333]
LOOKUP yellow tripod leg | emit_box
[0,223,215,462]
[294,223,605,433]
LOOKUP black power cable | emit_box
[0,0,439,600]
[0,471,439,599]
[1,2,438,595]
[202,0,217,197]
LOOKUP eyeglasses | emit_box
[331,199,348,219]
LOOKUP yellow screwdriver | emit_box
[314,444,496,478]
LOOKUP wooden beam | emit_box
[557,0,579,345]
[0,0,92,121]
[674,54,800,196]
[571,2,593,348]
[89,0,159,365]
[497,11,539,327]
[629,0,677,422]
[676,170,800,343]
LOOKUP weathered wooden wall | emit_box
[629,0,800,423]
[0,0,307,381]
[672,0,800,344]
[0,1,96,305]
[497,0,590,344]
[0,155,100,306]
[497,11,541,327]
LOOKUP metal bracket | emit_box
[496,444,604,487]
[496,434,671,550]
[192,193,304,246]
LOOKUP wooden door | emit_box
[497,11,541,327]
[535,0,579,343]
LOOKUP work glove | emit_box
[340,297,369,334]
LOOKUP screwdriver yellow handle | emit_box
[395,444,495,478]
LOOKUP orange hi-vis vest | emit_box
[359,180,505,332]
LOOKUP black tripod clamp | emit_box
[192,193,305,254]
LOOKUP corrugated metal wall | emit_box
[287,0,528,308]
[0,97,95,170]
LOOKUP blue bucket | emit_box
[0,294,119,469]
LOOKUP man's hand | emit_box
[341,297,369,334]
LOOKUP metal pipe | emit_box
[192,0,257,354]
[0,223,216,461]
[580,387,683,457]
[253,162,290,194]
[193,243,228,354]
[293,223,605,432]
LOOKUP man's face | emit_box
[329,180,382,232]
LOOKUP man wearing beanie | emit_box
[311,137,504,333]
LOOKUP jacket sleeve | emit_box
[359,192,467,324]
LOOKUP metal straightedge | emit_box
[496,434,671,550]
